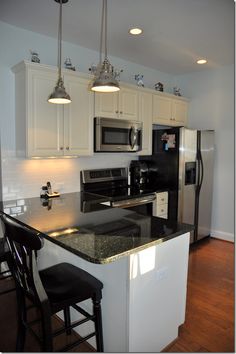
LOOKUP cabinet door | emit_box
[64,76,93,156]
[172,99,188,126]
[28,69,64,157]
[138,91,152,155]
[119,87,138,121]
[152,94,172,125]
[94,91,119,118]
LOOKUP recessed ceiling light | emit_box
[197,59,207,65]
[129,28,143,35]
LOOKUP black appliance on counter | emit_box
[130,127,180,222]
[136,126,214,243]
[80,167,156,215]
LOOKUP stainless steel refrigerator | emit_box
[178,128,214,243]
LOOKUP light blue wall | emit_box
[175,65,234,239]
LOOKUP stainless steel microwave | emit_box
[94,117,142,152]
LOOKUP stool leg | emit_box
[93,299,104,352]
[40,302,53,352]
[16,288,26,352]
[64,307,72,335]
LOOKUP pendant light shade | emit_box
[48,0,71,104]
[91,0,120,93]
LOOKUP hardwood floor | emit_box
[164,238,235,353]
[0,237,234,352]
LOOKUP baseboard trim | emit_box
[211,230,234,243]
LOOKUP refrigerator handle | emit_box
[199,150,204,191]
[196,151,201,188]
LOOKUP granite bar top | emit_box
[0,192,193,264]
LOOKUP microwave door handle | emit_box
[129,126,137,149]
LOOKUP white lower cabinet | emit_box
[153,191,168,219]
[12,61,93,158]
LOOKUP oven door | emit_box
[95,117,142,152]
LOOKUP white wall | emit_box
[0,21,174,200]
[175,65,234,242]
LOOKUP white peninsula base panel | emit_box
[38,232,190,352]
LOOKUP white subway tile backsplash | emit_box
[2,154,137,201]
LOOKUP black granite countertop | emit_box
[0,192,193,264]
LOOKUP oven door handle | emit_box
[112,195,156,208]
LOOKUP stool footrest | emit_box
[59,331,96,352]
[53,314,95,337]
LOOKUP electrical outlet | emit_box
[156,266,168,281]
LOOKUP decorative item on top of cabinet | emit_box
[154,82,164,92]
[30,50,40,63]
[11,61,93,158]
[134,74,144,87]
[94,85,139,121]
[153,191,168,219]
[152,91,188,127]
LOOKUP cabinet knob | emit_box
[115,110,119,114]
[66,146,69,150]
[120,111,123,114]
[60,147,63,150]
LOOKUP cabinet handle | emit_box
[161,198,164,201]
[66,146,69,150]
[60,147,63,150]
[115,110,119,114]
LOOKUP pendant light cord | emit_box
[58,0,62,79]
[99,0,108,64]
[104,0,107,59]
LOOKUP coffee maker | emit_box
[129,161,149,189]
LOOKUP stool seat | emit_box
[40,262,103,313]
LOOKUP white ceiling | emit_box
[0,0,234,75]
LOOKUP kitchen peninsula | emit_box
[0,192,193,352]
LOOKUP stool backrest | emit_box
[0,213,48,304]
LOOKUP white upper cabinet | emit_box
[63,75,93,156]
[153,92,188,127]
[94,85,139,121]
[12,61,93,158]
[137,90,152,155]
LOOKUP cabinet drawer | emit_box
[156,204,168,216]
[158,213,168,219]
[155,192,168,205]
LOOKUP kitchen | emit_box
[0,0,234,352]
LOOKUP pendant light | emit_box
[48,0,71,104]
[91,0,120,93]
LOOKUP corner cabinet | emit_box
[153,92,188,127]
[12,61,93,158]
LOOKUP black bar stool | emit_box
[0,237,15,295]
[0,213,104,352]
